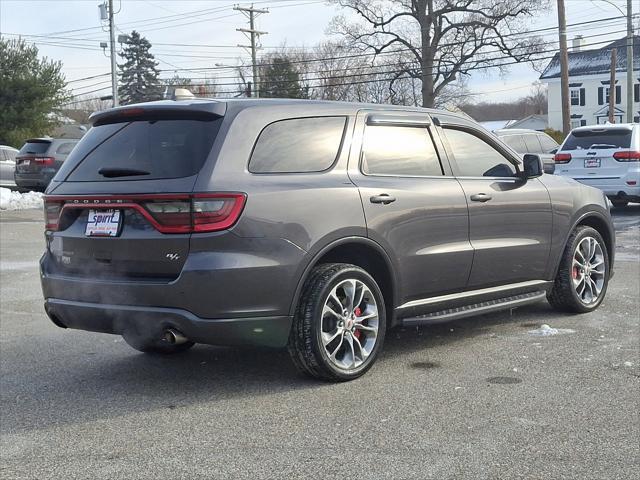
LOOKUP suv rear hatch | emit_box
[555,127,634,186]
[43,102,243,281]
[16,139,53,173]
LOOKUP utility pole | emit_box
[626,0,634,123]
[235,5,268,98]
[557,0,571,135]
[108,0,118,106]
[609,49,617,123]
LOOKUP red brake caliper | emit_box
[572,266,579,279]
[353,307,362,339]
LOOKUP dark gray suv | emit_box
[40,99,615,381]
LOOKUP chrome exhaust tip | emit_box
[163,328,188,345]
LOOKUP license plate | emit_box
[21,160,30,166]
[85,209,121,237]
[584,158,601,168]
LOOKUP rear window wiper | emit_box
[98,167,151,178]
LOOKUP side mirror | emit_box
[521,154,544,179]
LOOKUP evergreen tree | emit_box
[0,38,68,147]
[260,56,307,99]
[118,31,162,104]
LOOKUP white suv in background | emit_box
[554,123,640,207]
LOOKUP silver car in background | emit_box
[494,128,559,174]
[0,145,19,188]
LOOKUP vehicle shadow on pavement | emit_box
[1,300,564,435]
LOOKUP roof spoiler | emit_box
[89,101,227,126]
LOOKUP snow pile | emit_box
[527,324,575,337]
[0,188,44,211]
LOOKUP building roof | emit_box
[539,36,640,80]
[507,114,548,130]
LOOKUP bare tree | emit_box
[526,80,547,115]
[331,0,547,107]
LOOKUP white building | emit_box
[540,36,639,130]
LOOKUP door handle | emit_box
[370,194,396,205]
[470,193,492,202]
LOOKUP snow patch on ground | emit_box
[0,188,44,211]
[528,324,575,336]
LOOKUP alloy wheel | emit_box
[320,278,379,370]
[572,236,606,305]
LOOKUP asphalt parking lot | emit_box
[1,207,638,480]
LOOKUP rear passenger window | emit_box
[361,126,443,176]
[249,117,347,173]
[444,128,516,177]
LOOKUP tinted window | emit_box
[523,134,542,154]
[538,134,558,152]
[444,128,516,177]
[56,142,76,155]
[249,117,346,173]
[64,118,220,181]
[362,125,442,176]
[18,141,51,155]
[500,134,527,153]
[562,129,631,150]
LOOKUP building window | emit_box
[571,119,581,129]
[570,89,580,106]
[580,120,587,127]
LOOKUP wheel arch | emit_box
[553,210,615,279]
[289,237,399,326]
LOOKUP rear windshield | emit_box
[59,118,221,182]
[18,141,51,155]
[562,129,631,150]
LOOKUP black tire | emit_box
[122,331,195,355]
[288,263,387,382]
[547,226,610,313]
[610,199,628,208]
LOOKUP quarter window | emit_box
[56,142,76,155]
[443,128,516,177]
[249,117,347,173]
[500,135,527,154]
[538,134,558,153]
[523,134,543,154]
[361,125,443,176]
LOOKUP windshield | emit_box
[562,129,631,151]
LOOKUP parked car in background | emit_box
[41,99,614,382]
[494,128,559,174]
[554,123,639,207]
[14,138,79,192]
[0,145,19,188]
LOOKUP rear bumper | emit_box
[44,298,292,348]
[14,172,54,190]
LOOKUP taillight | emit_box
[34,156,55,166]
[44,198,64,231]
[43,193,246,234]
[613,151,640,162]
[143,200,192,232]
[192,194,246,232]
[554,153,572,163]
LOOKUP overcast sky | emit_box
[0,0,634,103]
